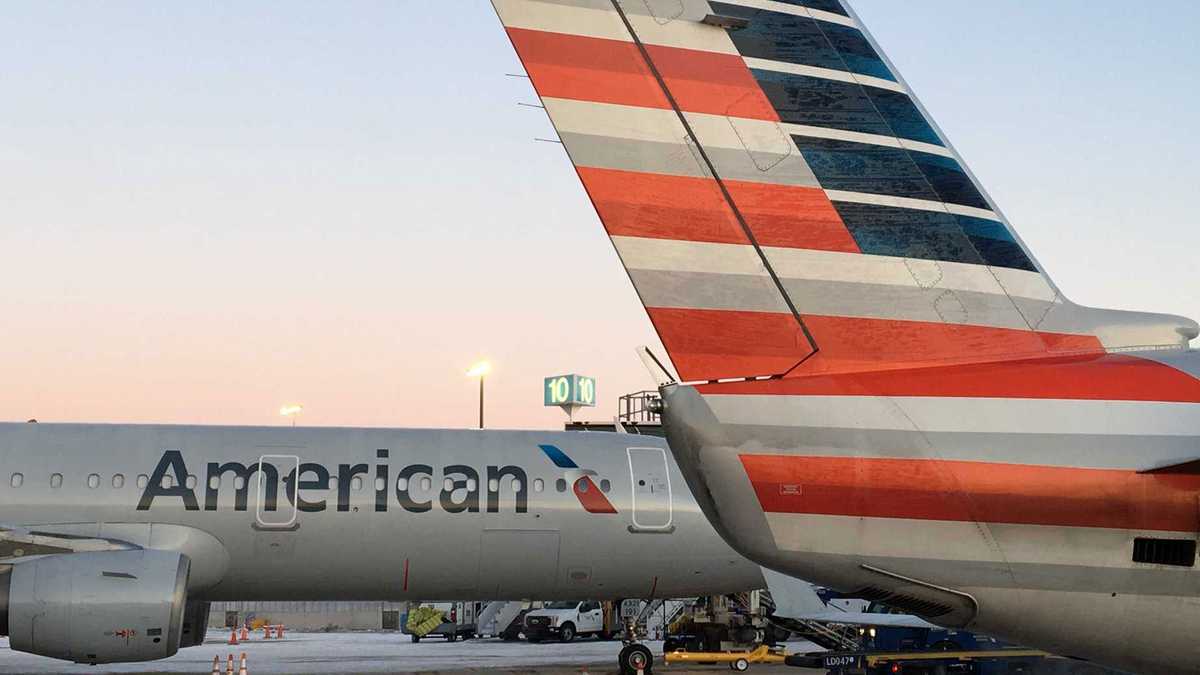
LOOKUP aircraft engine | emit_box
[179,599,211,648]
[0,549,189,664]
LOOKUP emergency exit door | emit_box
[627,447,673,532]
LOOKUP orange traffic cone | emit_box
[228,628,238,646]
[263,625,273,640]
[277,624,285,639]
[240,625,249,641]
[210,655,220,675]
[238,651,248,675]
[226,653,236,675]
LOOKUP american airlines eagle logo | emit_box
[538,444,618,514]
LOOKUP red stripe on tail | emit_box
[741,454,1200,532]
[507,27,669,110]
[577,167,859,251]
[647,307,811,381]
[507,28,777,119]
[651,308,1102,381]
[698,353,1200,402]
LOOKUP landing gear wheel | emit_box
[559,623,576,643]
[619,643,654,674]
[730,657,750,671]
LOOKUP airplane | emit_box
[488,0,1200,673]
[0,424,763,664]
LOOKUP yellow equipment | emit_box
[664,644,789,671]
[405,606,447,638]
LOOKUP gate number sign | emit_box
[544,374,596,408]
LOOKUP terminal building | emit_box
[208,601,411,631]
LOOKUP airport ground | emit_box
[0,634,824,674]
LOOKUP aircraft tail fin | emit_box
[492,0,1195,381]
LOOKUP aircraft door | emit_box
[578,601,603,632]
[627,447,673,533]
[254,454,300,530]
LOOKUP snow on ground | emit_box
[0,632,628,674]
[0,633,823,674]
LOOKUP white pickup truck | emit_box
[522,601,611,642]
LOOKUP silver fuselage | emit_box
[0,424,763,603]
[663,348,1200,675]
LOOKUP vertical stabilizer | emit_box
[493,0,1196,381]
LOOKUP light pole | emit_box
[466,361,491,429]
[279,404,303,427]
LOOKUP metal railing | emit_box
[619,391,662,424]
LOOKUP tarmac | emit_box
[0,633,825,674]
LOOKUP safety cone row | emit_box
[240,625,249,641]
[212,652,249,675]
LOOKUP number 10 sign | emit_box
[544,374,596,418]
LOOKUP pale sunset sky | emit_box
[2,2,1198,429]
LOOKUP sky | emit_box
[2,1,1199,430]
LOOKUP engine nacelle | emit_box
[180,599,211,648]
[0,549,189,664]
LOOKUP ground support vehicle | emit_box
[789,649,1122,674]
[523,601,618,643]
[499,608,530,641]
[666,644,790,672]
[663,593,788,654]
[403,602,478,643]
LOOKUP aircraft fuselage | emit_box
[663,348,1200,675]
[0,424,763,602]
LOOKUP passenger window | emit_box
[374,477,385,491]
[136,474,149,489]
[87,474,100,489]
[351,476,363,491]
[10,473,22,488]
[50,473,63,488]
[397,477,409,491]
[420,477,431,491]
[443,478,454,492]
[488,478,499,492]
[112,474,125,489]
[209,476,220,490]
[555,478,567,493]
[600,479,611,493]
[186,475,197,489]
[234,476,246,490]
[466,478,477,492]
[533,478,544,493]
[161,474,173,489]
[512,478,523,492]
